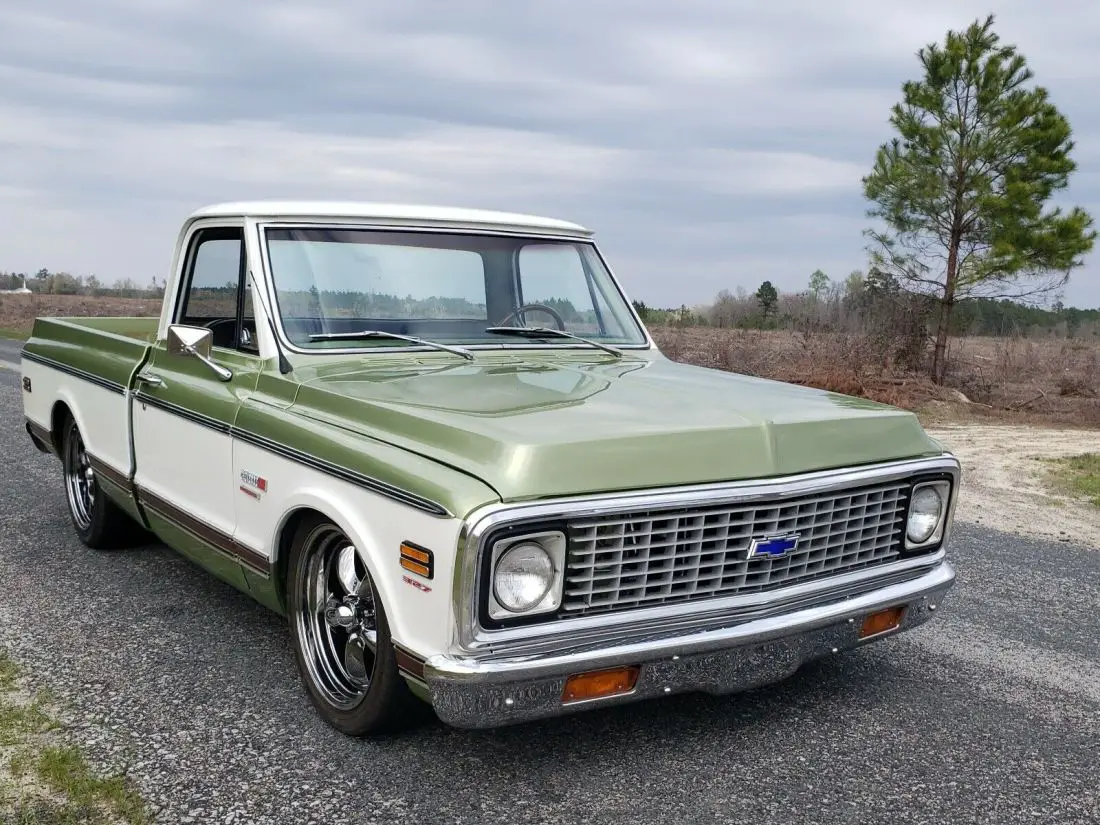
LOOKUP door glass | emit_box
[179,232,242,323]
[177,228,245,350]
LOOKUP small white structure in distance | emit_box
[0,276,32,295]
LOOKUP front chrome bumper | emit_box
[424,561,955,728]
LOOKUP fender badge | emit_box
[402,575,432,593]
[22,376,31,393]
[240,470,267,498]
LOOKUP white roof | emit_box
[187,201,592,237]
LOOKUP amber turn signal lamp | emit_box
[399,542,434,579]
[860,606,905,638]
[562,667,640,704]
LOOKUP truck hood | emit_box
[290,354,942,502]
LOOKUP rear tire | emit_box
[60,414,143,549]
[286,514,420,736]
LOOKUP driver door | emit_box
[131,224,261,589]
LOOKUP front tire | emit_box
[60,414,141,549]
[286,514,419,736]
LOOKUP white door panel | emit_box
[131,402,235,539]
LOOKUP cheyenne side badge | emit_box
[240,470,268,499]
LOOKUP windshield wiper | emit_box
[484,326,623,358]
[308,330,475,360]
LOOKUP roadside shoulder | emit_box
[928,423,1100,550]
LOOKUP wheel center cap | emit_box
[324,596,361,630]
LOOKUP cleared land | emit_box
[651,325,1100,427]
[0,294,160,337]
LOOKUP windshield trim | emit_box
[254,220,656,358]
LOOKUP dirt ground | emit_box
[927,424,1100,550]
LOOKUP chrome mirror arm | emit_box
[185,344,233,382]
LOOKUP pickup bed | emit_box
[21,201,960,734]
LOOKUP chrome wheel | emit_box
[294,526,378,710]
[64,421,96,531]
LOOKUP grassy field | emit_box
[1043,453,1100,507]
[0,651,148,824]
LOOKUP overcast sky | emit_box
[1,0,1098,309]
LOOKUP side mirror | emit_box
[167,324,214,358]
[166,324,233,382]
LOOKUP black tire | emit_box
[286,514,420,736]
[60,414,144,550]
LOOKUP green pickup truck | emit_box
[20,201,959,735]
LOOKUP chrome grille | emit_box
[562,480,909,615]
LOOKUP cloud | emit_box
[0,0,1098,308]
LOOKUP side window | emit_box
[176,227,251,351]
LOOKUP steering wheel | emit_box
[495,303,567,331]
[201,317,247,348]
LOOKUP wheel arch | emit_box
[270,502,397,619]
[271,505,326,614]
[50,399,76,454]
[260,479,465,658]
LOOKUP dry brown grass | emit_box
[652,325,1100,428]
[654,326,948,405]
[941,335,1100,425]
[0,294,161,336]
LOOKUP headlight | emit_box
[487,531,566,620]
[906,481,950,548]
[494,542,553,611]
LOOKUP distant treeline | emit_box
[632,269,1100,339]
[0,269,166,299]
[948,298,1099,336]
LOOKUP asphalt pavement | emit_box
[0,337,22,367]
[0,366,1097,825]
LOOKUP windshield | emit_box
[263,227,648,351]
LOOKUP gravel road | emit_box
[0,356,1098,825]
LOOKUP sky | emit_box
[1,0,1099,309]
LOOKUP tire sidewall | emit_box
[61,416,107,546]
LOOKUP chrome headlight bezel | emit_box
[486,530,566,621]
[905,480,952,550]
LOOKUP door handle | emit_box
[135,370,165,389]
